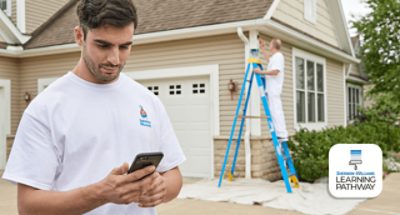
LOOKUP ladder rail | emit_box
[218,63,252,187]
[254,71,293,193]
[218,59,299,193]
[230,67,255,176]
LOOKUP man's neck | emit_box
[72,59,102,84]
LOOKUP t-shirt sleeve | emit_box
[154,99,186,173]
[2,111,60,190]
[269,54,284,73]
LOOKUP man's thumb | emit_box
[111,162,129,175]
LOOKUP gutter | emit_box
[237,27,252,179]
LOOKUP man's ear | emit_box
[74,26,84,47]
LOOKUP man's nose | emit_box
[107,48,120,65]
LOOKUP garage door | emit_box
[139,76,212,178]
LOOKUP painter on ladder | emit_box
[253,38,288,141]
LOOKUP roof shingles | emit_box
[24,0,272,49]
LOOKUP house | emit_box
[0,0,363,180]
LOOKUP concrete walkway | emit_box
[1,172,399,215]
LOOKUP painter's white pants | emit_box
[267,93,288,139]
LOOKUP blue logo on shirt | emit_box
[139,105,151,128]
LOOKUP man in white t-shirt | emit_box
[2,0,185,214]
[254,38,288,141]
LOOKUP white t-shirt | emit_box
[265,52,285,95]
[3,72,186,215]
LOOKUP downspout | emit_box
[237,27,252,179]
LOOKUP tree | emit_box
[352,0,400,98]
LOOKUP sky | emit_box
[340,0,372,36]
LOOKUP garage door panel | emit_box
[139,76,212,178]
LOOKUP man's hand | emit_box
[253,67,263,74]
[138,171,167,207]
[96,163,156,205]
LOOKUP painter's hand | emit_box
[138,171,167,207]
[253,67,263,74]
[259,39,266,51]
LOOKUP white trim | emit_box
[0,8,29,44]
[2,0,12,17]
[346,83,363,123]
[336,0,355,57]
[292,48,327,131]
[132,19,267,46]
[37,77,58,93]
[0,79,11,169]
[304,0,317,24]
[345,63,352,78]
[343,64,347,127]
[16,0,25,34]
[264,0,281,20]
[125,64,219,179]
[247,30,261,136]
[346,75,368,85]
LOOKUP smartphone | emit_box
[127,152,164,174]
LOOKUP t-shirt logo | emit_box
[139,105,151,127]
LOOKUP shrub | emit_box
[288,121,400,182]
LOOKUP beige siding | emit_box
[326,58,345,127]
[0,34,6,43]
[0,57,19,135]
[18,34,245,136]
[11,0,16,24]
[25,0,69,34]
[349,63,361,77]
[273,0,340,48]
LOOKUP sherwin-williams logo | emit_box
[329,144,382,198]
[139,105,151,128]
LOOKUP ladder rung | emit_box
[237,115,269,119]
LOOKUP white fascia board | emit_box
[0,9,30,44]
[0,43,79,58]
[131,19,266,45]
[335,0,355,57]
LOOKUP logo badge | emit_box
[139,105,151,128]
[329,144,382,198]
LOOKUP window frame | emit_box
[0,0,12,16]
[346,84,363,123]
[293,48,327,131]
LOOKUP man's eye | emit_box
[98,44,109,48]
[120,45,129,50]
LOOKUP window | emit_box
[347,85,363,122]
[294,50,326,129]
[147,86,159,96]
[304,0,316,23]
[169,84,182,95]
[192,83,206,94]
[0,0,11,16]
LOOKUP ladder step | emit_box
[237,115,269,119]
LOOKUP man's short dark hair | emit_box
[77,0,138,39]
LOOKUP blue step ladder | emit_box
[217,49,300,193]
